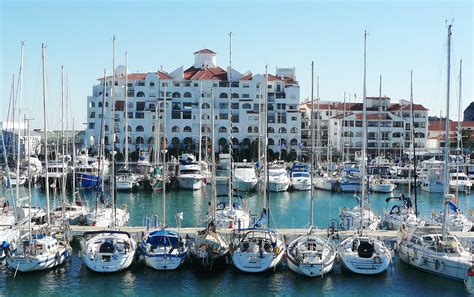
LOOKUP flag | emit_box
[448,201,458,213]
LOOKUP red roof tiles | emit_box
[183,66,228,81]
[388,103,429,111]
[194,48,216,55]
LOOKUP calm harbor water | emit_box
[2,182,472,296]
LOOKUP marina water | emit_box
[2,183,471,296]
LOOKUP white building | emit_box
[299,97,429,160]
[0,121,42,158]
[84,49,301,160]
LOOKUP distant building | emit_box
[0,121,42,159]
[84,49,301,160]
[299,97,429,160]
[427,119,474,150]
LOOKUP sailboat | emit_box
[398,29,474,291]
[337,32,392,275]
[140,84,188,270]
[287,62,336,277]
[231,65,286,273]
[81,37,136,273]
[6,44,71,272]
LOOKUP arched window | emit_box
[172,92,181,98]
[202,103,210,109]
[172,137,180,146]
[279,138,287,146]
[136,125,144,132]
[136,136,144,144]
[219,127,227,133]
[171,126,180,132]
[218,138,227,145]
[98,102,103,108]
[127,125,132,132]
[104,125,109,132]
[242,103,251,109]
[183,126,192,132]
[104,136,109,145]
[268,138,274,145]
[232,138,239,145]
[290,127,298,133]
[254,127,258,133]
[125,136,132,144]
[242,138,251,145]
[201,126,211,133]
[268,127,275,133]
[148,137,154,144]
[231,93,239,98]
[114,134,120,143]
[278,127,287,134]
[183,137,193,145]
[247,127,252,133]
[219,93,228,98]
[136,91,145,97]
[232,127,239,133]
[183,92,192,98]
[290,139,298,146]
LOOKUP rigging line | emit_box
[431,41,447,116]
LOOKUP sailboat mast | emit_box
[210,88,216,223]
[72,118,76,202]
[377,75,382,167]
[61,66,66,221]
[162,82,168,226]
[15,43,24,212]
[310,61,315,227]
[125,52,129,169]
[456,60,462,201]
[360,31,368,227]
[316,76,320,168]
[442,24,452,240]
[263,65,268,223]
[198,82,202,162]
[111,36,116,227]
[410,70,418,216]
[26,116,32,240]
[341,92,346,163]
[42,43,51,226]
[228,32,233,209]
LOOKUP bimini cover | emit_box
[146,230,179,247]
[357,241,375,258]
[99,241,115,253]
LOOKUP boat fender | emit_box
[435,259,443,271]
[393,242,398,252]
[146,243,151,253]
[274,246,281,255]
[417,256,425,266]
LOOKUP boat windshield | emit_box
[180,169,200,175]
[292,172,309,178]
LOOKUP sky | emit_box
[1,0,472,130]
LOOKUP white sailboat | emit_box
[81,230,136,272]
[338,32,392,275]
[6,44,71,272]
[232,65,285,273]
[81,37,136,273]
[140,83,188,270]
[287,62,336,277]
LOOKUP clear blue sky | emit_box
[1,0,472,130]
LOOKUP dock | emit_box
[55,225,474,246]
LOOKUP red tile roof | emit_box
[99,71,173,81]
[388,103,429,111]
[194,48,216,55]
[265,74,296,84]
[183,66,228,81]
[429,120,474,131]
[240,72,253,81]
